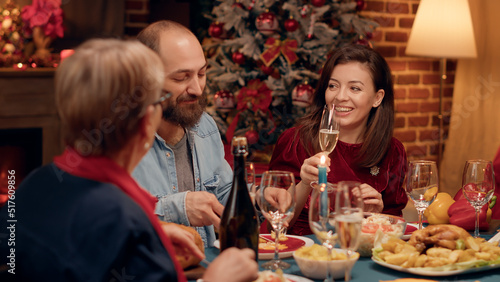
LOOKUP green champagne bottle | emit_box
[219,136,259,260]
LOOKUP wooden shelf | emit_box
[0,67,56,78]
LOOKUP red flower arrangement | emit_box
[21,0,63,39]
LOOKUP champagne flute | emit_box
[405,160,439,230]
[257,171,296,270]
[309,181,338,282]
[335,181,363,282]
[462,159,495,238]
[319,104,340,155]
[246,162,256,204]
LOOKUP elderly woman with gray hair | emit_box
[0,39,257,282]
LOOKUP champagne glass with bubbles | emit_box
[319,104,340,155]
[335,181,363,282]
[257,171,296,270]
[406,160,439,230]
[462,159,495,237]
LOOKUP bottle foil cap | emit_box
[231,136,248,156]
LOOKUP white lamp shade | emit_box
[406,0,477,59]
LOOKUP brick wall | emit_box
[361,0,454,161]
[125,0,150,37]
[124,0,448,161]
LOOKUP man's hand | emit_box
[263,187,292,213]
[185,191,224,228]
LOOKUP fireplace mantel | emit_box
[0,68,63,165]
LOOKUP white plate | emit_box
[372,257,500,277]
[401,223,418,240]
[283,273,313,282]
[213,234,314,260]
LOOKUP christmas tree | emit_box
[202,0,377,162]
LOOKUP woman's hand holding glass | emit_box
[335,181,363,282]
[257,171,296,270]
[319,104,340,155]
[462,159,495,238]
[405,160,439,230]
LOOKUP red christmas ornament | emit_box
[331,18,340,28]
[208,22,224,38]
[245,130,259,145]
[284,17,299,32]
[232,51,245,65]
[311,0,326,7]
[292,82,315,107]
[356,0,366,11]
[260,64,274,75]
[255,11,279,36]
[214,90,235,112]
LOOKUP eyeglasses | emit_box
[152,90,172,107]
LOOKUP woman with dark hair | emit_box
[269,44,408,236]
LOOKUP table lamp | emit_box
[406,0,477,164]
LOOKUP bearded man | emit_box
[133,20,232,248]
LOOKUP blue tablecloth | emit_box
[199,230,500,282]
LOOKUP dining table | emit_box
[187,220,500,282]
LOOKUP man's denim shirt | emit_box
[133,113,232,247]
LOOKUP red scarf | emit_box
[54,148,186,281]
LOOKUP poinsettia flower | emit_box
[44,0,62,11]
[30,12,50,28]
[21,6,35,20]
[21,0,64,39]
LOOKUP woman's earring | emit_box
[144,142,150,149]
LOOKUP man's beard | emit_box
[162,92,208,128]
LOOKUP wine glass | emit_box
[309,181,338,282]
[462,159,495,238]
[246,162,256,204]
[335,181,363,282]
[257,170,296,270]
[405,160,439,230]
[319,104,340,155]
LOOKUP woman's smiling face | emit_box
[325,62,384,137]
